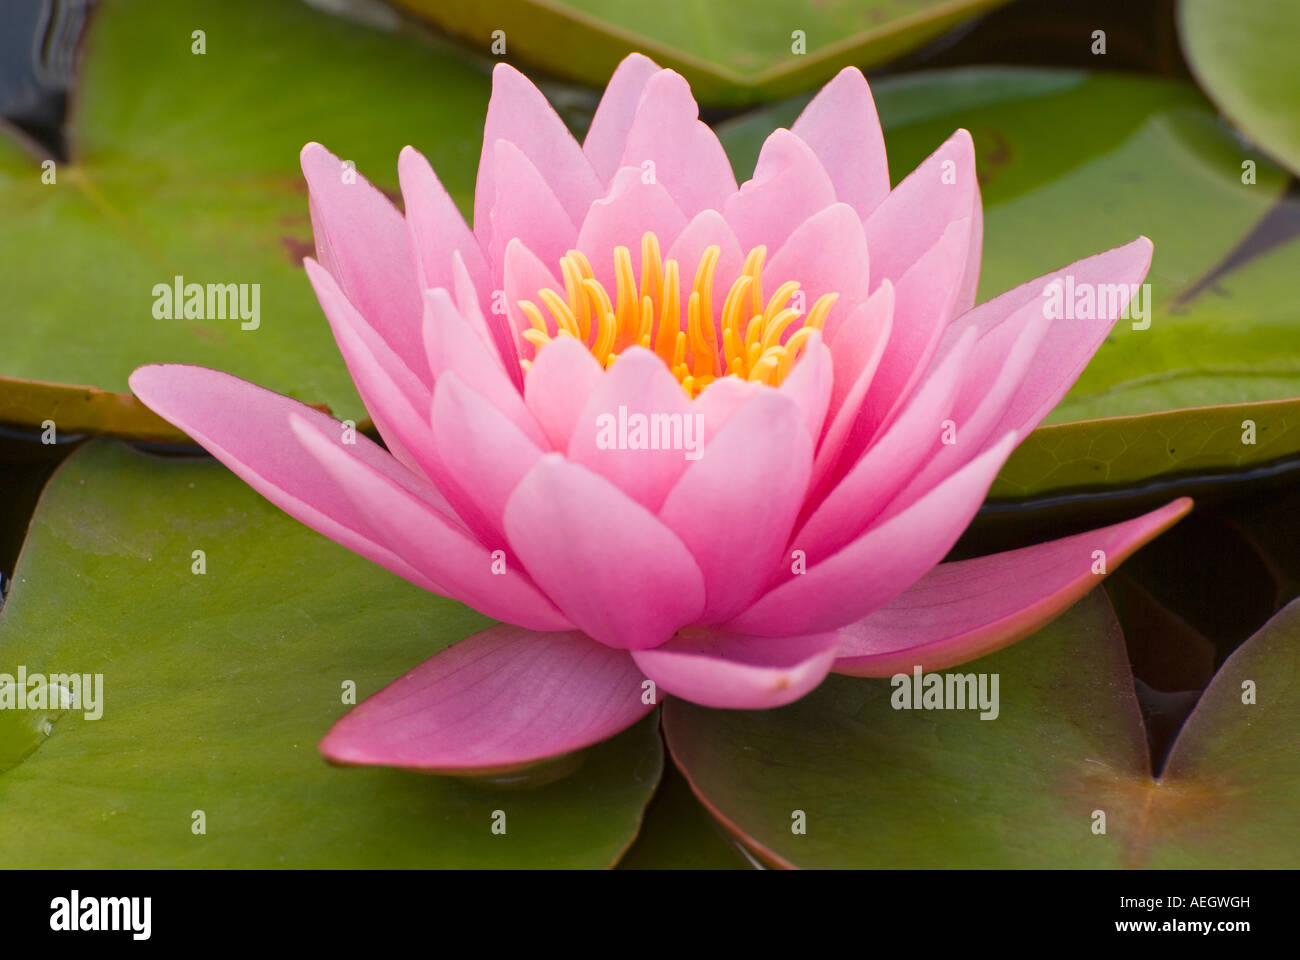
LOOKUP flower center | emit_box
[516,231,837,397]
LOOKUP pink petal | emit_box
[397,145,488,301]
[304,258,435,481]
[812,282,894,489]
[833,498,1194,675]
[863,129,979,299]
[796,325,978,561]
[451,249,524,394]
[291,415,570,631]
[729,432,1018,636]
[423,288,546,447]
[851,216,973,443]
[301,142,426,381]
[617,70,737,218]
[723,128,837,253]
[431,372,545,534]
[946,237,1155,435]
[473,63,602,242]
[765,203,870,342]
[890,309,1052,510]
[502,238,563,362]
[566,346,694,512]
[664,209,745,320]
[487,138,577,283]
[632,630,840,710]
[777,329,833,445]
[790,66,889,219]
[503,454,706,649]
[576,167,687,294]
[320,626,650,773]
[583,53,663,185]
[524,335,605,451]
[693,375,761,437]
[659,390,812,623]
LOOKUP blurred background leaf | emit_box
[1179,0,1300,178]
[0,0,489,438]
[386,0,1013,107]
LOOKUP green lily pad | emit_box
[718,68,1300,498]
[663,589,1300,868]
[1179,0,1300,177]
[0,0,490,439]
[0,441,661,867]
[387,0,1011,107]
[616,761,751,869]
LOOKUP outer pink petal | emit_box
[473,63,602,241]
[863,129,979,300]
[944,237,1155,437]
[632,630,840,710]
[397,145,488,300]
[796,325,977,561]
[320,625,650,774]
[583,53,663,185]
[423,288,546,447]
[617,70,737,218]
[504,454,706,649]
[129,364,445,589]
[851,216,973,444]
[659,390,812,623]
[304,257,435,482]
[431,372,544,534]
[790,66,890,219]
[576,167,687,294]
[487,138,577,282]
[812,282,894,489]
[891,309,1051,510]
[292,415,570,631]
[566,346,694,512]
[833,498,1193,675]
[722,128,837,253]
[524,335,605,451]
[302,142,426,381]
[729,432,1018,637]
[765,203,870,342]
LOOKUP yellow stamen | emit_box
[522,233,840,397]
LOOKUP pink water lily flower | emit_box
[131,54,1189,775]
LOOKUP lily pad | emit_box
[0,0,490,439]
[663,589,1300,868]
[0,441,661,867]
[719,68,1300,497]
[1179,0,1300,177]
[386,0,1011,107]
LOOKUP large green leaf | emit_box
[719,68,1300,498]
[387,0,1010,107]
[663,590,1300,868]
[0,0,490,439]
[0,441,661,867]
[1179,0,1300,178]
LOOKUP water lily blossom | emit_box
[130,54,1190,774]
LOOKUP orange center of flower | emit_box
[517,231,837,398]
